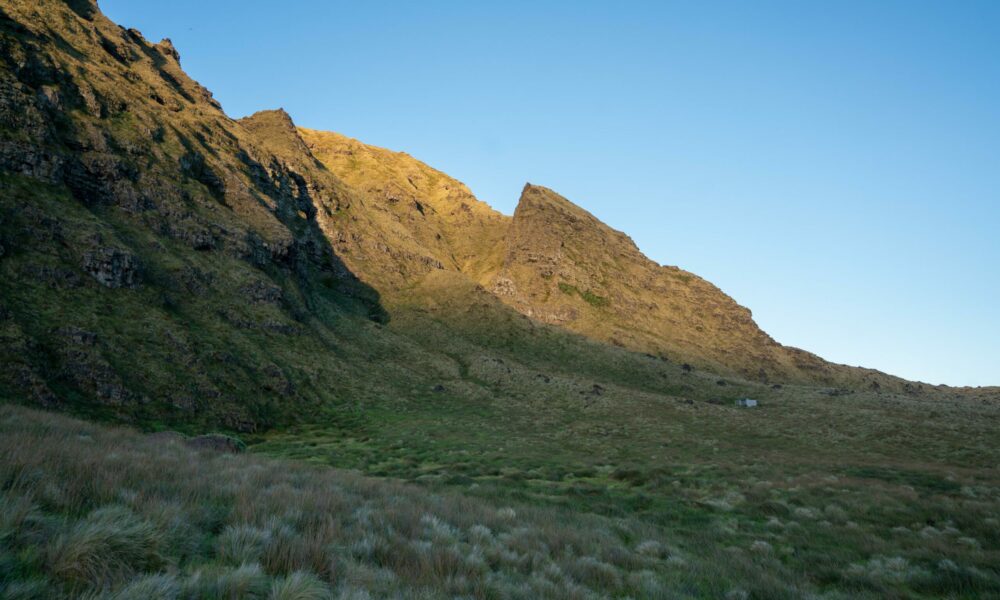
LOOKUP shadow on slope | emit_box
[0,0,391,431]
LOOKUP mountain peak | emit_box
[515,183,601,225]
[239,109,311,160]
[241,108,297,134]
[518,182,567,205]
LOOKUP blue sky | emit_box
[101,1,1000,386]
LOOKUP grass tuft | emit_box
[47,505,164,589]
[268,571,331,600]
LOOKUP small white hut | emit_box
[735,398,758,408]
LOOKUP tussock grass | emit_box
[2,404,998,598]
[47,505,165,589]
[268,572,331,600]
[0,405,688,598]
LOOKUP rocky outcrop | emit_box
[53,326,132,405]
[81,246,141,289]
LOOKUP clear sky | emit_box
[100,0,1000,386]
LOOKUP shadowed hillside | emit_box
[0,0,405,431]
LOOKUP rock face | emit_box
[82,246,140,288]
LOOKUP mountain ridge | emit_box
[0,0,994,439]
[292,127,941,389]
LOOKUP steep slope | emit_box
[298,133,903,387]
[0,0,417,429]
[489,184,832,382]
[0,0,775,435]
[1,0,991,439]
[300,128,510,287]
[2,5,998,599]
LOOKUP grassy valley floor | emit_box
[246,362,1000,599]
[2,380,997,599]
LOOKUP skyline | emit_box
[100,0,1000,386]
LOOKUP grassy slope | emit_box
[298,127,510,286]
[250,270,1000,598]
[298,130,928,390]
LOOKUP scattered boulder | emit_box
[432,384,446,393]
[492,277,516,297]
[240,280,284,305]
[37,85,62,110]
